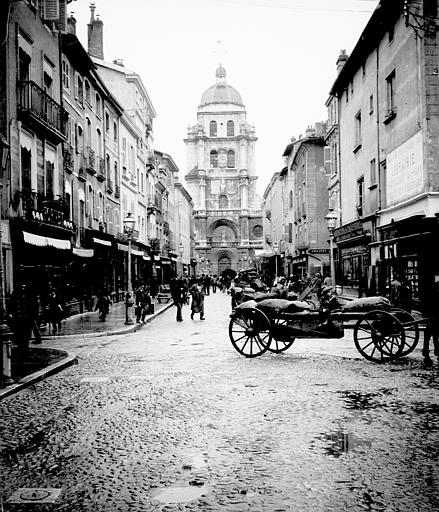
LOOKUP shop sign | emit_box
[340,245,368,257]
[386,130,424,207]
[333,220,364,243]
[309,249,329,254]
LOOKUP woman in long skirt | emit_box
[190,279,205,320]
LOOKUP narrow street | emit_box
[1,292,438,511]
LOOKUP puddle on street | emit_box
[337,390,381,410]
[312,431,372,458]
[150,484,209,504]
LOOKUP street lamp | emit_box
[123,212,135,324]
[325,211,338,286]
[273,242,279,277]
[0,133,12,386]
[179,242,184,276]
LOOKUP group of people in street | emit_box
[170,275,206,322]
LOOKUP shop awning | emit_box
[73,247,94,258]
[161,260,171,265]
[254,249,274,258]
[93,237,112,247]
[23,231,71,250]
[131,249,144,257]
[117,243,128,252]
[143,255,151,261]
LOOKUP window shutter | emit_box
[43,0,60,20]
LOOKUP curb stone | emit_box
[0,353,78,401]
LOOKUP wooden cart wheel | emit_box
[390,308,420,357]
[229,308,272,358]
[354,310,405,363]
[268,319,296,353]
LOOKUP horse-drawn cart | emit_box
[229,302,420,363]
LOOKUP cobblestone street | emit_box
[0,292,438,511]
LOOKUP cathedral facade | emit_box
[184,66,263,276]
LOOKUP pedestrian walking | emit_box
[47,288,64,333]
[170,277,186,322]
[190,279,205,320]
[8,283,42,349]
[135,284,151,323]
[422,280,439,366]
[212,275,217,293]
[203,275,211,296]
[95,289,112,321]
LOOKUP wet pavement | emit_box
[41,298,171,337]
[0,292,438,511]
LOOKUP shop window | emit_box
[227,149,235,168]
[209,120,217,137]
[227,120,234,136]
[210,150,218,168]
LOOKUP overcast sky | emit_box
[72,0,377,195]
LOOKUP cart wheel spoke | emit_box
[229,308,272,358]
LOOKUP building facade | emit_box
[329,0,439,307]
[184,66,263,276]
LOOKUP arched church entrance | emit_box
[218,256,232,275]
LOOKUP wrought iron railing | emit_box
[20,188,74,230]
[18,81,67,138]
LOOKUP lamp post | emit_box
[179,242,184,277]
[123,212,135,324]
[273,242,279,277]
[0,134,12,386]
[325,211,338,286]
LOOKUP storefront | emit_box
[373,215,439,311]
[333,219,373,298]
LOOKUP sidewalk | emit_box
[40,298,174,339]
[0,298,174,400]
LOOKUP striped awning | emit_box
[23,231,71,250]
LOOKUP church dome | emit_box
[200,65,243,107]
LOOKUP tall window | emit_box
[114,162,119,189]
[105,111,110,133]
[95,94,101,116]
[357,177,364,217]
[21,146,32,191]
[289,190,293,208]
[386,70,396,115]
[227,149,235,168]
[85,80,91,104]
[370,158,376,185]
[18,48,31,82]
[113,121,117,142]
[354,111,362,149]
[227,120,234,136]
[210,150,218,167]
[96,129,102,158]
[62,60,70,90]
[209,121,217,137]
[76,75,83,104]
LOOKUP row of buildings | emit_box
[263,0,439,309]
[0,0,194,315]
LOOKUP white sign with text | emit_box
[386,130,424,206]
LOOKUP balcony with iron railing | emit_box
[97,156,106,182]
[20,188,74,231]
[18,81,67,144]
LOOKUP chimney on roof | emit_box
[290,136,296,143]
[336,49,349,74]
[67,13,76,34]
[88,2,104,60]
[113,59,124,67]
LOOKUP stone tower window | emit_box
[227,120,234,136]
[210,121,217,137]
[219,194,228,209]
[227,150,235,168]
[210,150,218,167]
